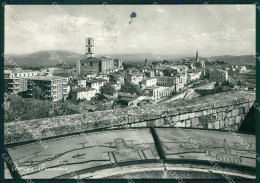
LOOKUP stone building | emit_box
[141,78,157,88]
[188,70,204,82]
[145,59,148,66]
[169,65,188,73]
[70,88,96,100]
[194,60,206,68]
[96,74,109,81]
[109,73,125,86]
[183,50,205,69]
[194,50,205,68]
[209,69,228,82]
[238,66,246,73]
[156,76,179,87]
[127,73,144,85]
[77,38,123,74]
[86,78,108,93]
[144,70,155,78]
[175,73,188,85]
[144,86,173,101]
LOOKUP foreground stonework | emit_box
[5,128,256,179]
[4,91,255,144]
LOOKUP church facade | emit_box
[77,38,123,75]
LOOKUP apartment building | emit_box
[4,69,39,94]
[209,69,228,82]
[4,69,38,79]
[4,78,28,94]
[27,76,68,101]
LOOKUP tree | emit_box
[119,79,143,95]
[4,95,79,122]
[100,83,116,96]
[163,68,176,77]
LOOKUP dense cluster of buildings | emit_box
[4,69,69,101]
[4,69,38,94]
[5,37,250,108]
[4,38,123,102]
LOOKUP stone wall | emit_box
[4,91,255,145]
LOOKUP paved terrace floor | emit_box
[4,128,256,179]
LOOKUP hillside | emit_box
[201,55,256,66]
[5,50,84,66]
[4,50,256,67]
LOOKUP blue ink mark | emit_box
[129,11,137,24]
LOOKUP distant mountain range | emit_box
[4,50,256,67]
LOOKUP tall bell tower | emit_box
[86,37,95,58]
[196,50,199,61]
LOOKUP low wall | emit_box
[4,91,255,145]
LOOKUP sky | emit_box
[5,4,256,56]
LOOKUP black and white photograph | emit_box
[1,2,259,181]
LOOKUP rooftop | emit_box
[80,57,102,62]
[119,96,139,102]
[86,78,107,83]
[118,92,135,98]
[142,77,157,81]
[4,69,38,73]
[210,69,228,73]
[145,86,172,91]
[27,76,68,81]
[188,69,204,73]
[128,73,143,77]
[71,87,95,93]
[80,56,114,62]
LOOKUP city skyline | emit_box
[3,4,257,180]
[5,5,255,56]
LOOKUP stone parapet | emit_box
[4,91,255,144]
